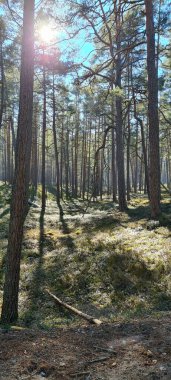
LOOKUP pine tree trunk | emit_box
[87,120,91,199]
[65,119,69,198]
[60,119,64,199]
[1,0,35,323]
[41,62,46,212]
[145,0,160,217]
[115,2,127,211]
[111,89,117,202]
[6,120,11,183]
[31,103,38,193]
[0,39,5,130]
[52,74,60,202]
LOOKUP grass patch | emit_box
[0,185,171,327]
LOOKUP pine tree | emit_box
[1,0,35,323]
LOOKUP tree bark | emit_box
[41,59,46,212]
[0,38,5,130]
[111,86,117,202]
[1,0,35,323]
[115,1,127,211]
[52,74,60,202]
[133,95,150,198]
[145,0,160,218]
[31,103,38,193]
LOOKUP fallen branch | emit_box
[86,356,110,364]
[45,289,102,326]
[160,182,171,195]
[94,346,117,355]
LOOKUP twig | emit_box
[70,371,91,378]
[86,356,110,364]
[94,346,117,355]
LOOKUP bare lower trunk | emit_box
[145,0,160,218]
[1,0,35,323]
[41,64,46,212]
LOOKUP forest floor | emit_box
[0,183,171,379]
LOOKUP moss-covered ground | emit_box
[0,183,171,328]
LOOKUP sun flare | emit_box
[39,25,56,43]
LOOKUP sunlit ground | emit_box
[0,183,171,328]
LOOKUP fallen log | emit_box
[45,289,102,326]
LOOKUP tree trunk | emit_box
[1,0,35,323]
[0,38,5,130]
[87,119,91,199]
[52,74,60,202]
[111,88,117,202]
[65,119,69,198]
[145,0,160,218]
[31,103,38,193]
[74,120,79,198]
[115,1,127,211]
[41,60,46,212]
[6,120,11,183]
[133,95,150,198]
[60,119,64,199]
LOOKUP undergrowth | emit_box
[0,182,171,327]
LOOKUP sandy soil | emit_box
[1,316,171,380]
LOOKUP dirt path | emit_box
[1,316,171,380]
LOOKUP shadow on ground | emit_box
[23,209,46,326]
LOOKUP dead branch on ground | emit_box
[45,289,102,326]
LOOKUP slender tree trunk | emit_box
[133,96,150,198]
[83,130,87,200]
[80,128,85,198]
[115,91,127,210]
[74,120,79,198]
[31,103,38,193]
[126,124,131,201]
[93,118,97,200]
[167,129,171,189]
[100,142,104,200]
[10,116,16,153]
[60,119,64,199]
[1,0,35,323]
[115,1,127,211]
[6,120,11,183]
[111,87,117,202]
[52,74,60,202]
[107,133,110,196]
[0,38,4,129]
[87,119,91,199]
[126,56,131,201]
[145,0,160,217]
[65,118,69,198]
[71,128,74,197]
[134,121,138,193]
[139,154,143,193]
[41,59,46,212]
